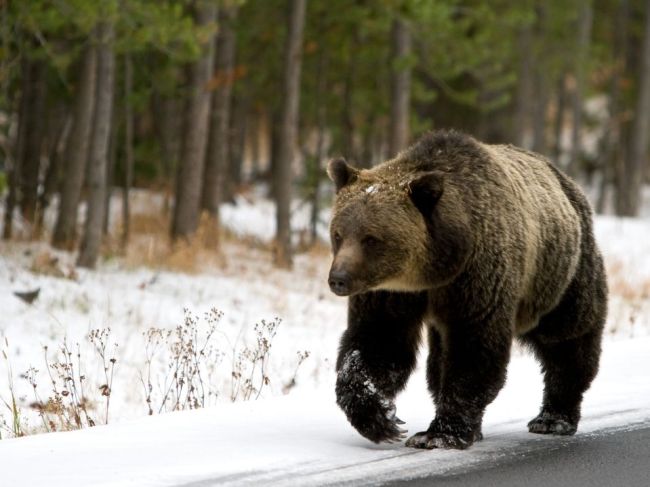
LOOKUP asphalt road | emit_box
[386,424,650,487]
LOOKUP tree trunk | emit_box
[171,1,217,240]
[122,54,134,248]
[514,23,533,148]
[274,0,306,268]
[341,33,359,162]
[617,0,650,216]
[567,0,593,177]
[36,106,72,236]
[310,42,328,245]
[249,108,262,179]
[202,5,237,218]
[226,92,248,201]
[0,3,8,105]
[363,123,376,168]
[3,55,30,239]
[613,0,632,215]
[78,22,115,268]
[267,107,284,198]
[152,91,182,182]
[2,153,19,240]
[52,44,97,249]
[531,67,549,155]
[103,101,118,236]
[388,18,412,157]
[530,3,549,155]
[597,0,628,214]
[552,75,567,162]
[2,161,17,239]
[19,59,47,228]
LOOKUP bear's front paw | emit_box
[344,397,407,444]
[405,418,482,450]
[528,410,577,435]
[336,351,407,443]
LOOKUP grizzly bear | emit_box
[327,130,607,449]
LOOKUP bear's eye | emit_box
[362,235,381,248]
[333,232,343,247]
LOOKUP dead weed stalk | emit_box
[24,329,118,433]
[1,338,25,439]
[141,309,303,414]
[141,308,224,414]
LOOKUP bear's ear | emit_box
[327,158,359,192]
[407,171,444,216]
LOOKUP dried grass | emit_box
[1,339,25,439]
[1,309,311,439]
[114,211,226,273]
[103,191,330,276]
[30,251,78,280]
[606,259,650,302]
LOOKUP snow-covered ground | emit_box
[0,334,649,487]
[0,190,649,485]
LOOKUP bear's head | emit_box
[326,157,472,297]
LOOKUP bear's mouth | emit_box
[327,272,366,297]
[329,286,365,297]
[328,279,360,297]
[330,287,351,297]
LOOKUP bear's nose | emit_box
[328,270,351,296]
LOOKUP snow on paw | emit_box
[337,388,407,443]
[365,404,409,444]
[335,350,407,444]
[405,418,482,450]
[405,430,476,450]
[528,413,577,435]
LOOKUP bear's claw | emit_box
[338,393,408,443]
[363,401,408,443]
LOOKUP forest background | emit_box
[1,0,649,268]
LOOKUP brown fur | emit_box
[329,130,607,449]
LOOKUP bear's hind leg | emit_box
[336,291,426,443]
[524,245,606,436]
[525,329,602,435]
